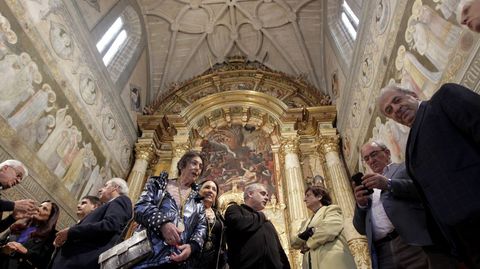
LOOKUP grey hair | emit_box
[108,178,129,195]
[369,140,389,151]
[243,183,267,200]
[377,85,416,115]
[0,160,29,180]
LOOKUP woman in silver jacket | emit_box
[134,151,207,269]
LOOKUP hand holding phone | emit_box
[351,172,373,195]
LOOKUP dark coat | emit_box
[191,209,227,269]
[352,163,432,268]
[225,204,290,269]
[0,228,56,269]
[49,195,132,269]
[0,197,15,233]
[405,83,480,256]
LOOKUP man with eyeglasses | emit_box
[0,159,37,232]
[353,141,456,269]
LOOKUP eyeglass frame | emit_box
[362,149,385,162]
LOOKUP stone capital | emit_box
[135,140,157,162]
[172,142,190,158]
[280,137,300,155]
[318,135,340,155]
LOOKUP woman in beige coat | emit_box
[291,185,356,269]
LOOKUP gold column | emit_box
[319,134,371,269]
[127,140,157,202]
[280,137,309,233]
[169,143,190,178]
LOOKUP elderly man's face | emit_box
[98,181,117,203]
[461,0,480,33]
[248,185,269,211]
[0,165,25,189]
[378,88,420,127]
[361,143,391,174]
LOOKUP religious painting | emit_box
[200,124,276,196]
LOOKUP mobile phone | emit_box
[351,172,364,186]
[351,172,373,194]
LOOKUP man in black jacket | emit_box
[225,183,290,269]
[50,178,132,269]
[0,159,37,232]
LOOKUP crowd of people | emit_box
[1,2,480,268]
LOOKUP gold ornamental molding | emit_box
[135,141,156,162]
[318,135,340,155]
[144,56,332,117]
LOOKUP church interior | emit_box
[0,0,477,268]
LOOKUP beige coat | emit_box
[291,205,356,269]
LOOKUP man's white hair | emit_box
[377,84,416,115]
[243,183,266,200]
[108,177,129,195]
[0,159,29,180]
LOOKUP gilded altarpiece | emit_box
[130,60,372,269]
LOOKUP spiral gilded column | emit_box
[127,140,157,202]
[280,137,309,234]
[319,135,371,269]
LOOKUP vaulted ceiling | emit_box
[137,0,326,100]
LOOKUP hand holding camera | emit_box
[298,227,315,241]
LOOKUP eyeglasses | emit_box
[362,149,384,162]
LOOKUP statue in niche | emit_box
[49,21,74,60]
[79,74,97,105]
[0,53,42,118]
[130,87,141,112]
[8,84,56,148]
[120,144,131,170]
[331,72,339,99]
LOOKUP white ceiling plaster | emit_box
[138,0,326,100]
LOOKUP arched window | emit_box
[97,17,128,65]
[327,0,362,67]
[95,6,142,82]
[341,1,359,40]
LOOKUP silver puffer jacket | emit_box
[133,171,207,268]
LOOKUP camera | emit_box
[351,172,373,195]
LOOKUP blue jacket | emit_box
[133,172,206,268]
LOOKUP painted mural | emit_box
[370,0,474,163]
[0,0,129,206]
[200,124,277,196]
